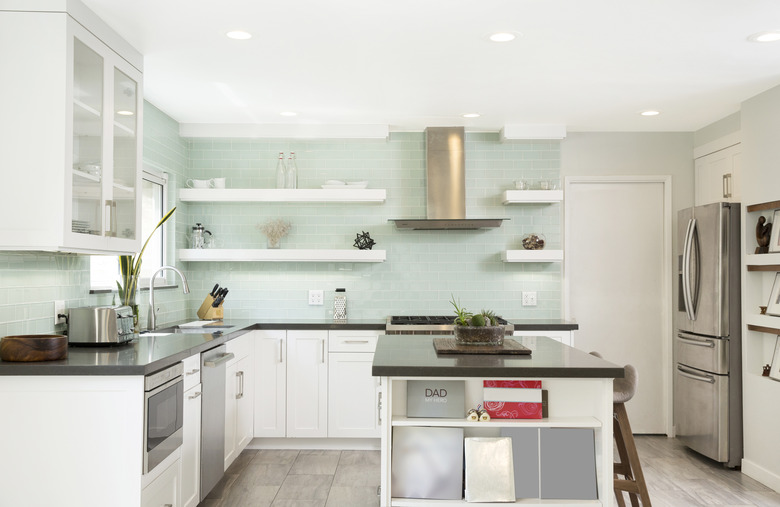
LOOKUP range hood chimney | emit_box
[390,127,507,230]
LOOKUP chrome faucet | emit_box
[148,266,190,331]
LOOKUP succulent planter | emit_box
[454,325,505,346]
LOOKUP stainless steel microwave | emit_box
[143,362,184,473]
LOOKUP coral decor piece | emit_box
[353,231,376,250]
[257,219,291,249]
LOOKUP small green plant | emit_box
[450,295,501,327]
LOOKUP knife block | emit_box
[197,295,224,320]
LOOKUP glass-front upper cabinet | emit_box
[0,6,142,254]
[65,19,142,252]
[71,38,105,238]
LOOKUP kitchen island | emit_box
[372,335,624,507]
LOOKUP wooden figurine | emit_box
[756,215,772,254]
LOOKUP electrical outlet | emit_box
[308,289,324,306]
[521,291,537,307]
[54,300,66,326]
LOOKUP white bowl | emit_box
[346,181,368,189]
[325,180,346,186]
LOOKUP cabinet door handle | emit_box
[104,200,112,235]
[279,338,283,363]
[377,391,383,425]
[344,340,370,344]
[236,371,244,399]
[727,173,732,198]
[322,338,326,363]
[189,391,202,399]
[186,368,200,375]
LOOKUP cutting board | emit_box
[433,337,531,355]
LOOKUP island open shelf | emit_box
[372,336,623,507]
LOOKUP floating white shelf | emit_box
[179,248,386,263]
[179,188,386,203]
[745,313,780,329]
[746,252,780,266]
[502,250,564,262]
[391,416,600,429]
[503,190,563,204]
[391,499,602,506]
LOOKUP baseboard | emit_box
[247,437,380,451]
[742,459,780,492]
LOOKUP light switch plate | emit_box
[54,300,66,326]
[521,292,537,307]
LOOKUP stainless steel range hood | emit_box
[389,127,507,230]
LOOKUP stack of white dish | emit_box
[321,180,368,189]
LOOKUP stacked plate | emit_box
[72,220,91,233]
[321,180,369,189]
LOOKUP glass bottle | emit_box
[285,151,298,189]
[275,152,286,189]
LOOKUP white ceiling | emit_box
[82,0,780,133]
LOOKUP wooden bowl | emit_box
[0,334,68,362]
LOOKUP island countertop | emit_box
[371,335,623,378]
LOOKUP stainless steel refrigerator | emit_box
[675,201,742,468]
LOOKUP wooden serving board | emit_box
[433,337,531,355]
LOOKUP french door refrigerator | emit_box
[675,201,742,468]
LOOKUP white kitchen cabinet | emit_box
[141,457,181,507]
[225,333,254,470]
[254,330,287,438]
[513,329,574,347]
[286,330,329,437]
[695,144,742,206]
[0,6,143,254]
[181,383,201,507]
[328,330,380,438]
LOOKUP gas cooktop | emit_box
[386,315,511,334]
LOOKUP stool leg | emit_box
[613,402,652,506]
[613,409,631,506]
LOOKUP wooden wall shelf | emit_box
[746,200,780,212]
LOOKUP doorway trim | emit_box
[564,175,673,436]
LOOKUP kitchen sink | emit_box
[142,324,235,335]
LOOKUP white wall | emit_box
[739,83,780,490]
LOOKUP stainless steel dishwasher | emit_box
[200,344,235,501]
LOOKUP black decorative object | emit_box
[756,215,772,254]
[353,231,376,250]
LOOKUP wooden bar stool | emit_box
[590,351,651,506]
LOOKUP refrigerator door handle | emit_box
[682,218,696,321]
[677,364,715,384]
[677,334,715,348]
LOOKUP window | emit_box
[90,169,169,291]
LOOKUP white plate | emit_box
[322,184,349,189]
[345,181,368,189]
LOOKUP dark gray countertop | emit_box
[372,335,622,378]
[0,318,579,376]
[509,319,578,331]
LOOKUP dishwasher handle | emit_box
[204,352,235,368]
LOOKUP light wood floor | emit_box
[199,436,780,507]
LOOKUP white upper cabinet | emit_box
[695,144,741,206]
[0,5,143,254]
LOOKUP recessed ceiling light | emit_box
[462,113,480,118]
[747,30,780,43]
[489,32,517,43]
[226,30,252,40]
[640,110,660,116]
[116,110,134,116]
[280,111,297,117]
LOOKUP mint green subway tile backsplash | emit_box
[1,107,563,334]
[182,131,563,320]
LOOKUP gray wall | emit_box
[694,112,741,149]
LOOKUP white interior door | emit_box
[565,176,671,434]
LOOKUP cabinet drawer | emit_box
[226,332,254,366]
[141,456,180,507]
[182,354,201,391]
[328,330,379,352]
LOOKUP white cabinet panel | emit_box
[513,330,574,347]
[286,330,328,437]
[182,384,201,507]
[328,352,380,438]
[141,457,181,507]
[224,333,254,470]
[254,330,287,437]
[695,144,741,206]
